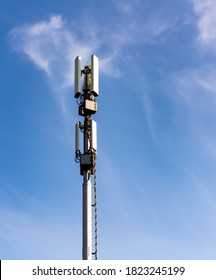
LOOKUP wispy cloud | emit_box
[8,4,177,85]
[164,63,216,164]
[193,0,216,51]
[172,66,216,107]
[9,15,95,89]
[8,4,178,120]
[112,0,140,15]
[8,14,99,120]
[160,1,216,159]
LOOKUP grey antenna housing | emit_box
[91,55,99,97]
[91,119,97,153]
[74,56,82,98]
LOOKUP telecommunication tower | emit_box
[74,55,99,260]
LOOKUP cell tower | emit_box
[74,55,99,260]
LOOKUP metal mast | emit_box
[74,55,99,260]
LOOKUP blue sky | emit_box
[1,0,216,259]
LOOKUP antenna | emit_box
[74,56,82,98]
[91,55,99,97]
[74,55,99,260]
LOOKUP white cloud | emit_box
[9,15,94,89]
[193,0,216,50]
[8,8,178,119]
[9,7,176,85]
[112,0,140,15]
[174,66,216,109]
[168,1,216,157]
[8,15,99,120]
[165,64,216,163]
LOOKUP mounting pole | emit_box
[82,170,92,259]
[82,117,92,260]
[74,55,99,260]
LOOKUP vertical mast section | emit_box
[74,55,99,260]
[82,117,92,260]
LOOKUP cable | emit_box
[92,156,98,260]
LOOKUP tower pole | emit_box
[82,117,92,260]
[74,55,99,260]
[82,171,92,259]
